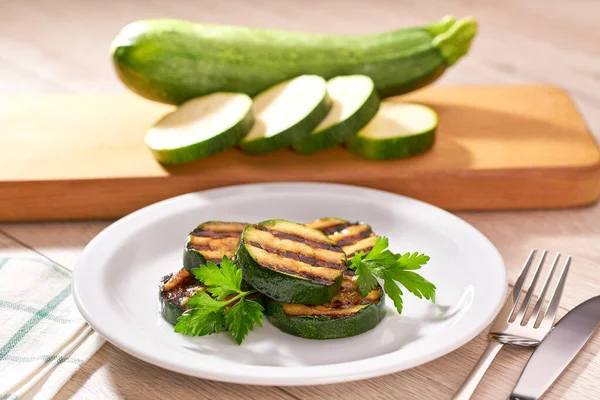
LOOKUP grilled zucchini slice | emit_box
[307,217,378,257]
[266,270,386,339]
[184,221,248,272]
[236,219,346,304]
[159,268,206,325]
[159,267,262,326]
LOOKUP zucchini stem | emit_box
[432,16,478,66]
[424,15,457,37]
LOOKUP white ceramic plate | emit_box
[73,183,507,386]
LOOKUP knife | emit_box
[510,295,600,400]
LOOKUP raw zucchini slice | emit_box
[266,270,386,339]
[346,102,438,160]
[239,75,331,154]
[235,219,346,304]
[292,75,380,154]
[159,268,206,325]
[184,221,248,272]
[145,92,254,164]
[307,217,378,257]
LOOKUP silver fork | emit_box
[453,250,571,399]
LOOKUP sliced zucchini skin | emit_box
[184,221,248,272]
[346,127,435,160]
[148,102,254,165]
[266,300,385,339]
[239,92,332,154]
[160,289,186,325]
[292,80,380,154]
[235,219,346,304]
[265,273,386,339]
[183,248,207,273]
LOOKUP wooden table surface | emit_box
[1,0,599,398]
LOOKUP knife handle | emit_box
[453,341,504,400]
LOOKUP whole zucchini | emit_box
[112,16,477,104]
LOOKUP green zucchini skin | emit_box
[292,82,380,154]
[148,102,254,165]
[346,127,436,160]
[159,289,186,325]
[236,236,343,305]
[183,248,207,273]
[240,92,331,154]
[266,300,385,340]
[112,17,477,105]
[265,272,386,340]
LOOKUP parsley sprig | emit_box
[349,237,436,314]
[174,257,264,344]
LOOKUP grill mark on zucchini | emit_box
[334,227,373,246]
[185,221,248,271]
[245,228,345,264]
[187,236,240,251]
[237,220,346,304]
[254,225,343,252]
[321,222,353,235]
[246,240,345,270]
[343,236,378,257]
[256,220,334,244]
[246,246,341,283]
[308,218,378,256]
[190,230,243,239]
[306,217,354,235]
[161,269,206,309]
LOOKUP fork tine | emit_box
[509,249,537,315]
[513,250,547,323]
[530,253,561,324]
[540,256,571,328]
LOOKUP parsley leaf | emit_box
[224,299,265,344]
[191,256,243,300]
[353,252,378,297]
[387,268,436,302]
[174,292,224,336]
[350,237,436,314]
[393,252,431,271]
[381,272,405,314]
[177,256,264,344]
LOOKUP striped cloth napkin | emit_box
[0,258,104,400]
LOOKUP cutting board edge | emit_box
[3,162,599,221]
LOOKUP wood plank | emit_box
[1,86,599,222]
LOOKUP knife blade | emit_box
[510,295,600,400]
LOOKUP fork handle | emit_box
[453,341,504,400]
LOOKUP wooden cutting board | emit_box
[1,85,599,221]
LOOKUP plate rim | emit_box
[73,182,507,385]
